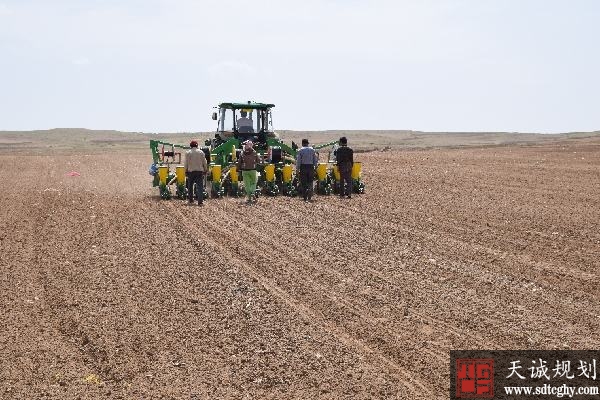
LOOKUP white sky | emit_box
[1,0,599,133]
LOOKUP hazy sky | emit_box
[1,0,599,133]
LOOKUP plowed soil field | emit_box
[1,135,599,399]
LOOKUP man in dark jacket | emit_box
[335,136,354,198]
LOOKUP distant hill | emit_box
[0,128,598,153]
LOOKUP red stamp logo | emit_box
[456,358,494,398]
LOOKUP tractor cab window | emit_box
[218,108,235,134]
[217,109,259,132]
[216,107,274,143]
[236,109,255,134]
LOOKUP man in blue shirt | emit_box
[295,138,318,202]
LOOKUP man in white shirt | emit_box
[185,140,208,205]
[237,110,253,130]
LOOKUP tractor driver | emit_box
[237,110,253,130]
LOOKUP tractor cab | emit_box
[211,101,277,147]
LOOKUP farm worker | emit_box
[296,138,318,202]
[185,140,208,205]
[335,136,354,198]
[237,110,253,128]
[237,140,261,204]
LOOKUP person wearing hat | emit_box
[185,140,208,205]
[335,136,354,198]
[295,138,318,202]
[237,140,261,203]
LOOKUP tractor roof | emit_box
[219,102,275,110]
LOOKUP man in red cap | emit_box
[185,140,208,205]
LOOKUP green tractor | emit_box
[148,101,364,200]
